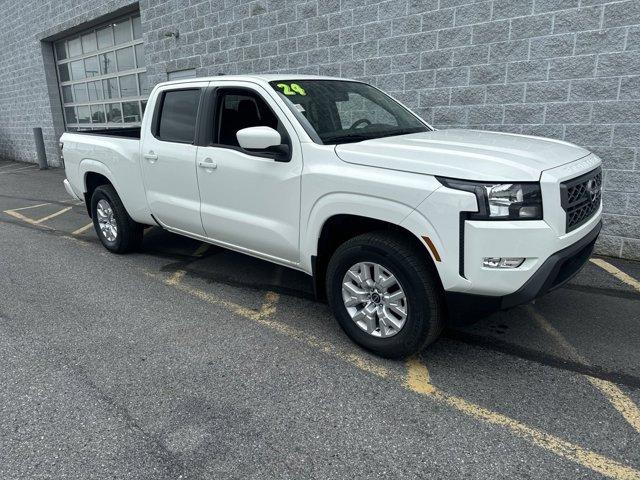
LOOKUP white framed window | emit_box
[54,13,148,130]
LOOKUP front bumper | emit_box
[445,220,601,324]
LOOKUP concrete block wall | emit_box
[0,0,638,258]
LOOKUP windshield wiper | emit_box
[322,133,377,144]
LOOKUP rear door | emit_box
[140,82,207,236]
[195,82,303,264]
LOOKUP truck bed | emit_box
[73,127,141,139]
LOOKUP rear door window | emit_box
[157,89,200,143]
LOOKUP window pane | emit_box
[158,90,200,143]
[119,74,138,98]
[141,100,147,114]
[116,47,135,71]
[73,83,88,103]
[61,85,73,103]
[84,56,99,77]
[77,106,91,123]
[70,60,85,80]
[91,104,106,123]
[138,72,149,95]
[217,92,280,147]
[68,37,82,57]
[114,19,132,44]
[58,63,70,82]
[122,101,141,122]
[106,103,123,123]
[87,81,103,101]
[132,16,142,39]
[97,26,113,49]
[64,106,77,123]
[99,51,116,74]
[103,78,119,99]
[134,44,145,68]
[82,32,97,53]
[55,41,67,60]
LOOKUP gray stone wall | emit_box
[1,0,639,258]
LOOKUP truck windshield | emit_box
[269,80,430,144]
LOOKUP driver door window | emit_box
[336,93,398,130]
[215,90,284,148]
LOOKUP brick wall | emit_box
[1,0,639,258]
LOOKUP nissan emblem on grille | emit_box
[560,168,602,233]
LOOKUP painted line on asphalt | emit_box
[6,202,51,211]
[0,165,37,174]
[33,206,72,224]
[528,306,640,435]
[149,265,640,479]
[193,242,210,257]
[405,357,640,480]
[590,258,640,294]
[72,222,94,236]
[3,209,53,229]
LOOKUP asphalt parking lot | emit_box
[1,159,639,479]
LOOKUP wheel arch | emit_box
[311,213,441,302]
[80,160,117,218]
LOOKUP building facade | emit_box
[1,0,638,258]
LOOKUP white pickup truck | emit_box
[61,74,603,358]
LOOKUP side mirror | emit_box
[236,126,281,150]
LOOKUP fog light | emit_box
[483,257,525,269]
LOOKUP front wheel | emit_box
[91,184,143,253]
[326,231,444,358]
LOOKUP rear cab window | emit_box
[155,89,201,143]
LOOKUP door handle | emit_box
[144,152,158,163]
[198,159,217,170]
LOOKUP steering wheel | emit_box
[349,118,372,130]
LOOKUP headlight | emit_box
[436,177,543,220]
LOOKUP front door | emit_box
[140,83,206,236]
[196,83,302,264]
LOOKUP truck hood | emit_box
[334,129,591,182]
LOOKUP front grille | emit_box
[560,167,602,232]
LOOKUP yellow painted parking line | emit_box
[0,163,33,171]
[33,206,72,224]
[72,222,94,236]
[590,258,640,294]
[405,357,640,480]
[193,242,210,257]
[6,202,51,211]
[149,266,640,479]
[0,165,37,174]
[3,209,52,228]
[529,306,640,435]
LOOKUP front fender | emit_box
[302,193,417,273]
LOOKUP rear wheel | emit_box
[326,231,444,358]
[91,184,143,253]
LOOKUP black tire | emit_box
[326,231,444,358]
[91,184,143,254]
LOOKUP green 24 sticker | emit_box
[277,83,306,96]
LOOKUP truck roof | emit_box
[156,74,349,88]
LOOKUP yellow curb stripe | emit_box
[33,206,72,224]
[150,268,640,479]
[405,357,640,480]
[590,258,640,294]
[529,306,640,435]
[72,222,94,236]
